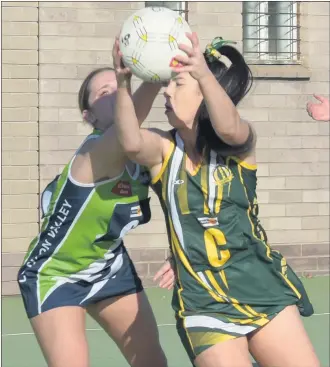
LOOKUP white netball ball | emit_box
[119,6,192,82]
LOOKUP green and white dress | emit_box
[18,130,151,318]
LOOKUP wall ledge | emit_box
[249,64,311,81]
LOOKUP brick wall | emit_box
[2,1,39,294]
[1,1,329,295]
[245,2,329,275]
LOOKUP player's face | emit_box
[88,70,118,106]
[83,70,118,130]
[164,72,203,129]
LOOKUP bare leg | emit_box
[194,336,252,367]
[248,305,320,367]
[88,290,167,367]
[30,306,88,367]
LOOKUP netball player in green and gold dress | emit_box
[113,33,320,367]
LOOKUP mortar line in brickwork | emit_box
[37,2,41,231]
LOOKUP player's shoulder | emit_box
[142,128,177,170]
[76,133,102,156]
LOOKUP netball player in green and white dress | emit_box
[113,32,321,367]
[18,66,174,367]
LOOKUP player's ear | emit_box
[83,110,96,126]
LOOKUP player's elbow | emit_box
[121,137,143,157]
[125,145,142,157]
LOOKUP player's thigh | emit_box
[87,290,167,367]
[30,306,88,367]
[248,304,320,367]
[194,336,252,367]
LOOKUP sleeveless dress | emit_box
[152,130,314,361]
[18,130,151,318]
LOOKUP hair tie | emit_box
[92,128,103,135]
[205,37,237,63]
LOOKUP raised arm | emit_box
[75,80,161,180]
[198,73,252,146]
[72,43,162,183]
[133,82,161,125]
[113,39,166,171]
[173,33,255,150]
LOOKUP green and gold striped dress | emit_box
[152,130,313,361]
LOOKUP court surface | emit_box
[2,276,329,367]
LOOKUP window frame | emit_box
[145,1,188,20]
[242,1,301,65]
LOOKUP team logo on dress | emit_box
[198,217,219,228]
[111,181,132,197]
[213,165,233,185]
[130,205,142,218]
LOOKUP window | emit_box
[145,1,188,20]
[243,2,300,64]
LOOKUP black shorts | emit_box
[18,246,143,319]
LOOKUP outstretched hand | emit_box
[171,32,211,81]
[112,36,131,80]
[306,94,330,122]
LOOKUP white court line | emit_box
[2,314,329,337]
[1,323,175,337]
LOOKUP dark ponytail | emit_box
[196,41,253,154]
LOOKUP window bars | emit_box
[145,1,188,20]
[243,1,300,64]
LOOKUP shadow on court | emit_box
[1,277,329,367]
